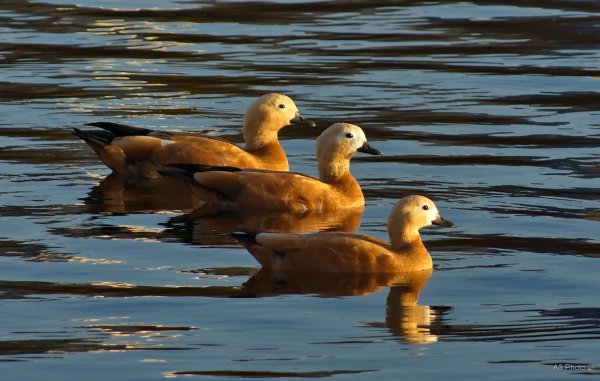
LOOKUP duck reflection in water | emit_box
[83,173,363,244]
[84,173,206,214]
[164,205,364,246]
[239,268,441,344]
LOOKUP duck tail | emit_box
[85,122,154,137]
[72,127,114,147]
[229,230,260,246]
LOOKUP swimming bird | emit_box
[159,122,381,211]
[72,93,315,177]
[230,195,455,273]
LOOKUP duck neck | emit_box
[389,225,422,251]
[244,123,280,149]
[318,154,351,183]
[246,140,288,169]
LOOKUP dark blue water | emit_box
[0,1,599,379]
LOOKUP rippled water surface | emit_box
[1,0,599,379]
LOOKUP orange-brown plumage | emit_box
[231,195,455,273]
[73,93,314,177]
[160,123,382,211]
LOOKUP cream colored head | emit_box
[387,195,455,248]
[315,123,381,180]
[316,123,366,158]
[243,93,314,149]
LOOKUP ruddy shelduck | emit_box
[230,195,455,273]
[159,122,381,211]
[73,93,315,177]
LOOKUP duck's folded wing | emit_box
[151,139,256,168]
[233,231,393,272]
[254,232,306,251]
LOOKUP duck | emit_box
[72,93,315,177]
[230,195,455,273]
[159,122,381,211]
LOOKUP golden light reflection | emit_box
[85,19,194,53]
[67,256,122,264]
[91,281,135,288]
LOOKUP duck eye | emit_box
[422,205,429,211]
[278,104,286,109]
[345,133,353,138]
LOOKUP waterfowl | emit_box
[230,195,455,273]
[72,93,315,177]
[159,122,381,211]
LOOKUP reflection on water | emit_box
[165,205,364,246]
[243,269,440,344]
[1,268,438,345]
[241,268,431,298]
[84,174,205,213]
[0,268,427,300]
[1,0,599,379]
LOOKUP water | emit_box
[1,0,599,379]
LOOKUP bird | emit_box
[72,93,315,177]
[159,122,382,211]
[230,195,455,273]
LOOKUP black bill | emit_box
[289,112,316,127]
[432,214,456,228]
[357,141,382,156]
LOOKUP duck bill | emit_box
[289,112,316,127]
[432,214,456,228]
[357,141,382,156]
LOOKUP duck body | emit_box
[159,123,381,211]
[231,195,455,273]
[73,93,314,177]
[171,166,366,212]
[233,231,433,273]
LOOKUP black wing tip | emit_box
[71,127,112,146]
[84,121,153,136]
[229,230,260,246]
[85,122,122,128]
[161,163,243,173]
